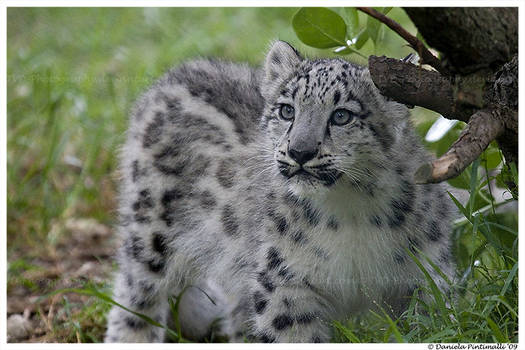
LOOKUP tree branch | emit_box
[368,56,484,122]
[414,109,505,183]
[356,7,445,74]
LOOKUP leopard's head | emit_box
[260,41,410,194]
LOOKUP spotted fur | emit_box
[105,41,455,343]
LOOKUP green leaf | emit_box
[365,7,391,46]
[447,170,470,190]
[366,15,382,45]
[480,144,502,170]
[343,7,359,36]
[292,7,347,48]
[354,28,369,49]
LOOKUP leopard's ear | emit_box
[261,40,303,100]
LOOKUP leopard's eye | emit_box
[279,104,295,121]
[330,109,354,126]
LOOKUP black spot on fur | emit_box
[221,205,239,237]
[345,90,358,102]
[272,314,294,331]
[394,252,406,264]
[400,179,416,210]
[253,291,268,314]
[312,335,322,343]
[371,215,382,227]
[138,280,155,294]
[387,211,405,228]
[426,220,442,241]
[125,316,147,329]
[143,112,165,148]
[301,199,321,226]
[134,214,151,223]
[216,158,236,188]
[132,160,140,182]
[388,200,407,228]
[152,232,168,256]
[302,277,317,292]
[200,190,217,210]
[333,90,341,105]
[125,235,144,261]
[291,230,307,244]
[271,52,282,65]
[130,295,154,310]
[283,297,292,308]
[164,96,182,115]
[259,332,275,343]
[132,190,154,211]
[126,273,133,287]
[257,271,275,292]
[159,188,184,227]
[278,266,295,282]
[327,216,339,230]
[147,259,165,273]
[291,86,299,99]
[274,215,288,235]
[283,191,300,205]
[161,188,183,206]
[267,247,284,270]
[153,142,187,176]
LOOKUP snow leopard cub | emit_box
[105,41,454,343]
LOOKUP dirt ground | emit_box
[7,218,118,342]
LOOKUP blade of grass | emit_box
[333,320,361,343]
[406,248,448,319]
[468,158,480,217]
[500,261,518,296]
[486,316,509,342]
[448,191,469,219]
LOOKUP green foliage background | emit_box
[7,7,517,343]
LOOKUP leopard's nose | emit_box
[288,147,317,165]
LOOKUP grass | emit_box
[7,7,518,343]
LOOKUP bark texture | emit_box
[404,8,518,74]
